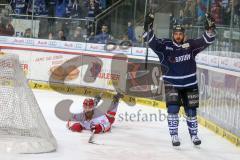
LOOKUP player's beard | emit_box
[173,36,184,45]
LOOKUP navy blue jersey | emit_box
[28,0,48,16]
[55,0,67,17]
[10,0,28,14]
[66,0,81,18]
[65,0,73,17]
[143,30,215,88]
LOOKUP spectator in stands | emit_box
[65,0,73,17]
[69,26,85,42]
[55,0,67,17]
[94,24,113,43]
[99,0,107,10]
[121,34,129,41]
[169,12,177,29]
[127,22,137,43]
[211,0,223,24]
[48,32,54,40]
[56,30,66,41]
[183,0,196,19]
[87,31,95,42]
[87,0,101,18]
[234,0,240,27]
[223,1,232,26]
[85,19,95,36]
[66,0,82,18]
[177,10,184,25]
[71,0,82,18]
[23,28,33,38]
[182,0,196,25]
[27,0,48,16]
[0,17,14,36]
[10,0,28,15]
[196,0,208,24]
[46,0,57,35]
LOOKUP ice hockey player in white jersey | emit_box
[67,92,123,134]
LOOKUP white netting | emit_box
[0,53,57,153]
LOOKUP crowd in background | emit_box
[0,0,122,42]
[0,0,138,45]
[7,0,111,18]
[0,0,240,47]
[171,0,240,28]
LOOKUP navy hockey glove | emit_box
[204,13,216,30]
[144,12,154,32]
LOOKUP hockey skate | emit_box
[94,93,102,102]
[94,93,103,106]
[113,92,124,103]
[171,135,180,146]
[191,135,201,146]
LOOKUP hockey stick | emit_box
[144,0,149,70]
[88,130,104,145]
[145,25,150,70]
[88,129,95,143]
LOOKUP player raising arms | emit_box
[143,13,216,146]
[67,92,123,134]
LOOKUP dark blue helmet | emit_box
[173,25,185,33]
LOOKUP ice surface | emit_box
[0,90,239,160]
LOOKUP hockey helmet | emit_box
[83,98,94,112]
[173,24,185,33]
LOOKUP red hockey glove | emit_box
[91,124,103,134]
[106,111,116,125]
[67,121,83,132]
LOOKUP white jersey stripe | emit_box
[170,81,198,87]
[203,34,214,44]
[205,31,216,38]
[148,34,155,43]
[162,73,196,79]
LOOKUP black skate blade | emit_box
[172,141,180,146]
[193,141,201,145]
[193,141,201,148]
[172,141,181,150]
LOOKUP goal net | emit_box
[0,52,57,153]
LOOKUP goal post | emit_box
[0,52,57,153]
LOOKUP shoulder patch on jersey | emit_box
[182,43,190,49]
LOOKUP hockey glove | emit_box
[106,111,116,125]
[144,12,154,32]
[204,13,216,30]
[91,123,103,134]
[67,121,83,132]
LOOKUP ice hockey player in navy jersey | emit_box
[143,13,216,146]
[67,92,123,134]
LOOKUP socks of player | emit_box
[186,116,201,145]
[167,114,180,146]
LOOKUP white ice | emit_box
[1,90,240,160]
